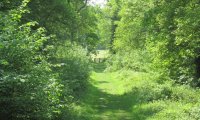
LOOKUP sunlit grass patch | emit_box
[69,65,200,120]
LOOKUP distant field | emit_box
[90,50,109,60]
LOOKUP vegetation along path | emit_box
[71,63,200,120]
[77,65,134,120]
[73,63,151,120]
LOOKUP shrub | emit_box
[55,43,91,97]
[0,4,62,119]
[106,49,151,72]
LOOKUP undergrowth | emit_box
[116,71,200,120]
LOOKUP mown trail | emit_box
[73,63,200,120]
[76,64,139,120]
[85,73,135,120]
[73,63,175,120]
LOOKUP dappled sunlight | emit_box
[1,0,199,119]
[71,63,198,120]
[72,63,158,120]
[90,72,136,95]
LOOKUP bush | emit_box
[106,49,151,72]
[55,43,91,97]
[117,71,200,120]
[0,1,92,119]
[0,63,62,120]
[0,4,62,119]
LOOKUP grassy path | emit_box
[69,63,200,120]
[83,72,136,120]
[73,64,141,120]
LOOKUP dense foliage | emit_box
[97,0,200,119]
[0,0,93,119]
[103,0,200,86]
[0,1,61,119]
[24,0,99,51]
[1,0,200,119]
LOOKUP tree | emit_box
[107,0,200,86]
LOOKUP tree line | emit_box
[0,0,200,119]
[0,0,98,119]
[101,0,200,86]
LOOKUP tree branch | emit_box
[77,0,88,13]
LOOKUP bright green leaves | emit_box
[0,12,49,72]
[0,1,63,119]
[107,0,200,85]
[149,0,200,84]
[0,42,3,49]
[0,60,9,66]
[0,0,94,120]
[106,0,153,71]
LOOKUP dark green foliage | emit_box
[0,0,92,119]
[0,3,62,119]
[0,0,23,11]
[0,65,61,120]
[24,0,99,51]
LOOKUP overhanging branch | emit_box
[77,0,88,12]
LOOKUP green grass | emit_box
[73,72,137,119]
[68,63,200,120]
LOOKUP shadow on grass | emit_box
[77,81,159,120]
[92,62,107,73]
[70,63,160,120]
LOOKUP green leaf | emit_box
[0,60,9,65]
